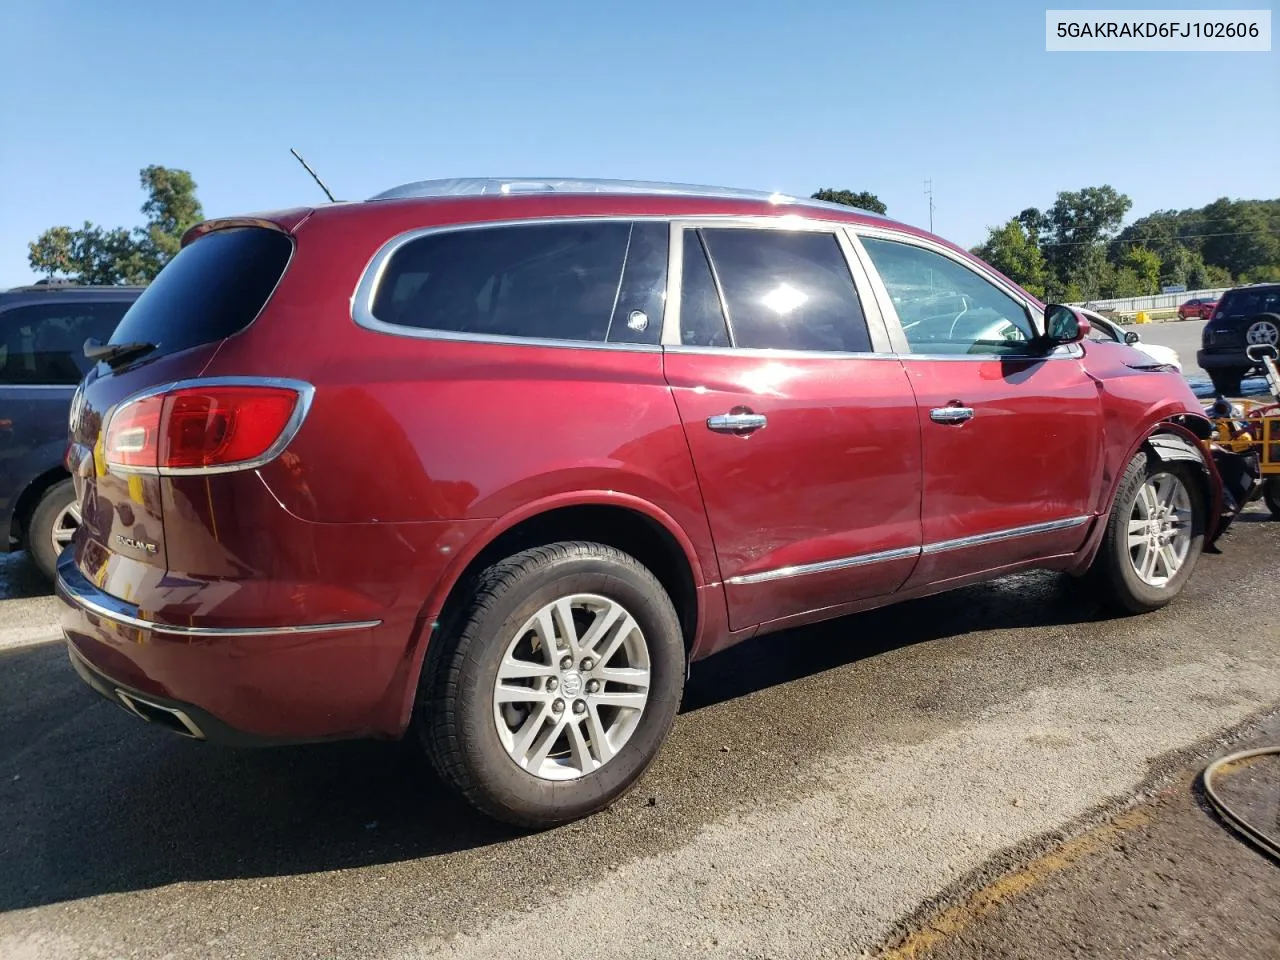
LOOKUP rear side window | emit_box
[0,301,132,385]
[1218,288,1280,317]
[109,227,293,358]
[699,228,871,353]
[370,221,665,345]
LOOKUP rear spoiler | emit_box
[181,208,315,248]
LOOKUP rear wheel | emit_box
[417,541,685,828]
[27,479,79,581]
[1086,450,1205,614]
[1209,368,1246,397]
[1264,478,1280,520]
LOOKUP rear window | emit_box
[109,227,293,358]
[369,220,666,345]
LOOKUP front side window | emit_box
[860,237,1037,355]
[698,228,872,353]
[370,220,665,345]
[0,301,132,385]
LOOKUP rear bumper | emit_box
[1197,349,1257,371]
[55,548,407,745]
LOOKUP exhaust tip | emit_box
[115,689,205,739]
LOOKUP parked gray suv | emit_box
[1,282,141,579]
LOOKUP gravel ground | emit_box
[883,715,1280,960]
[0,508,1275,958]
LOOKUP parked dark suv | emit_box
[56,179,1253,828]
[1197,283,1280,395]
[1,282,141,578]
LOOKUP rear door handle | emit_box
[707,412,767,434]
[929,405,975,425]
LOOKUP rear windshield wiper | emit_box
[84,337,157,370]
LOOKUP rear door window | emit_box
[697,228,872,353]
[371,221,666,345]
[0,300,133,385]
[109,227,293,359]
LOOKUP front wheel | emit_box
[1264,478,1280,520]
[417,541,686,828]
[1085,450,1205,614]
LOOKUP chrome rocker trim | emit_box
[56,552,381,638]
[727,516,1092,586]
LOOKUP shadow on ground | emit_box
[0,565,1122,913]
[0,552,52,601]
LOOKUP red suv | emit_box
[57,179,1255,827]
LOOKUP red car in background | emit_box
[56,178,1257,827]
[1179,296,1219,320]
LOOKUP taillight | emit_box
[104,380,311,474]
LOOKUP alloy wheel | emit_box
[50,501,81,555]
[1127,472,1192,587]
[493,593,651,780]
[1245,320,1279,346]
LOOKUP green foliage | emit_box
[988,187,1279,300]
[26,166,203,285]
[811,188,887,215]
[1119,246,1161,295]
[1041,185,1132,289]
[972,218,1048,297]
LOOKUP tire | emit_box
[1085,450,1206,614]
[1264,478,1280,520]
[416,541,686,828]
[27,479,78,582]
[1208,368,1245,397]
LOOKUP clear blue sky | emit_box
[1,1,1276,287]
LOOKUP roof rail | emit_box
[367,177,889,219]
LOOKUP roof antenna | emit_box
[290,148,337,203]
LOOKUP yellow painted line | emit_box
[876,802,1160,959]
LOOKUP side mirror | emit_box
[1042,304,1091,346]
[1124,330,1140,345]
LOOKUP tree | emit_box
[28,226,75,279]
[1119,246,1161,295]
[137,165,203,267]
[26,166,203,285]
[811,188,887,215]
[973,218,1048,297]
[1041,185,1132,290]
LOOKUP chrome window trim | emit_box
[100,376,316,478]
[0,383,77,391]
[352,215,678,352]
[920,516,1091,555]
[727,515,1092,585]
[727,546,920,586]
[845,227,1080,362]
[662,344,900,361]
[659,221,684,346]
[57,560,381,637]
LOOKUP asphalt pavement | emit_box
[1,321,1276,959]
[1,505,1277,959]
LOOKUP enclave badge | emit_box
[115,534,158,555]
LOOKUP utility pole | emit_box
[924,179,935,233]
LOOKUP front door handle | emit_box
[707,412,768,434]
[929,405,975,425]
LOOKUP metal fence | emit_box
[1069,288,1230,315]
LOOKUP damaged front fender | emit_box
[1147,420,1260,550]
